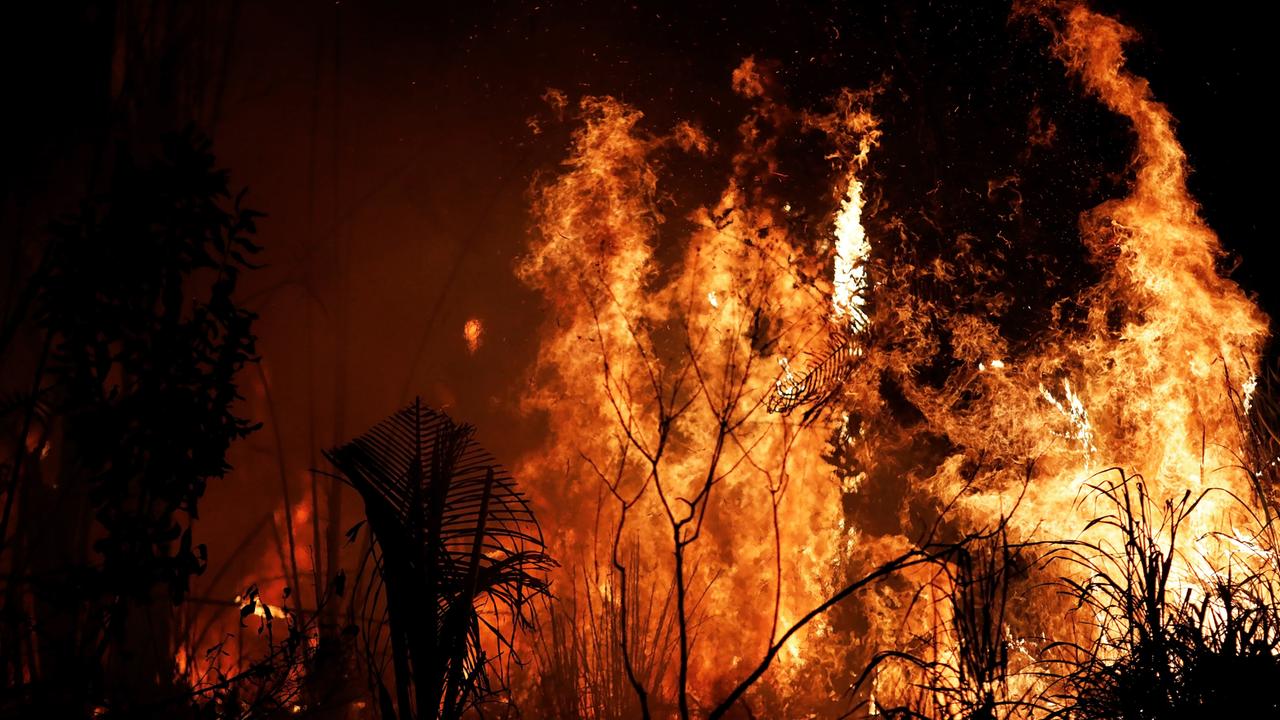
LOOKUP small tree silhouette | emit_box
[325,399,554,719]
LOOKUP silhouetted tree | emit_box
[326,400,554,720]
[1,129,260,716]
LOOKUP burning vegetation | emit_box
[1,0,1277,718]
[515,1,1274,716]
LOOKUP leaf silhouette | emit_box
[325,398,554,719]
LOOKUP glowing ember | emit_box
[463,317,484,353]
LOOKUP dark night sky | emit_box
[2,0,1273,605]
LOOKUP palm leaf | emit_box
[768,329,862,423]
[325,398,554,719]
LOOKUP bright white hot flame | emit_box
[831,173,870,331]
[1040,378,1097,463]
[775,356,801,401]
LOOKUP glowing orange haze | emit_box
[515,0,1268,715]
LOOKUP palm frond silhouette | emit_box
[326,399,554,719]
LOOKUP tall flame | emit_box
[515,2,1270,715]
[831,174,870,332]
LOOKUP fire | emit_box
[175,485,322,687]
[513,0,1270,715]
[233,594,287,621]
[831,175,871,333]
[464,317,484,353]
[518,60,861,710]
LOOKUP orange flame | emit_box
[464,317,484,354]
[516,2,1270,714]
